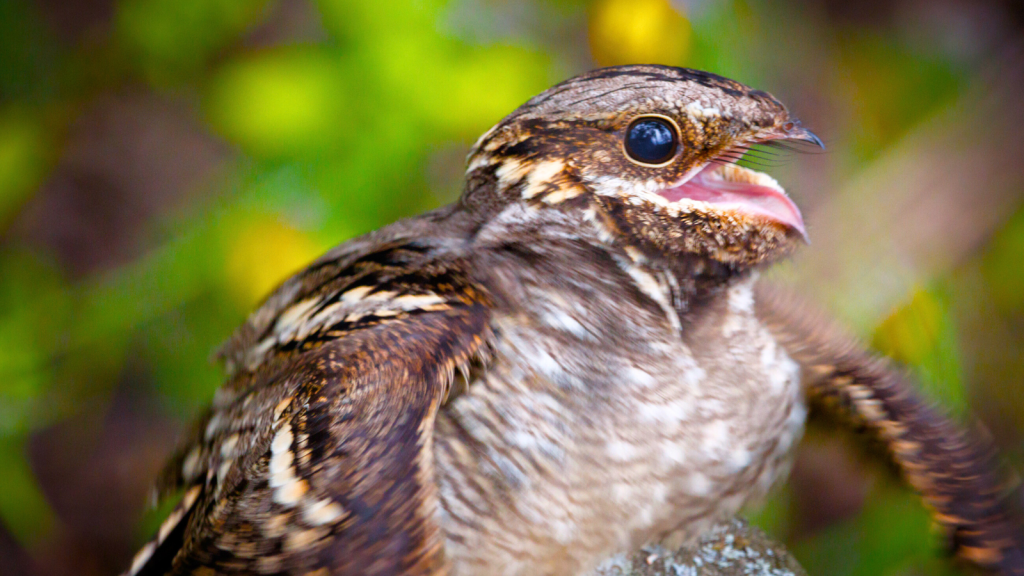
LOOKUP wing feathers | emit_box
[756,284,1024,575]
[127,243,491,576]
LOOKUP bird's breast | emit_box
[433,270,805,576]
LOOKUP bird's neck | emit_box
[458,162,764,313]
[467,196,758,321]
[616,240,759,320]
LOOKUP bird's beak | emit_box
[778,121,824,149]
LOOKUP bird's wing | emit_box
[755,283,1024,576]
[124,237,492,576]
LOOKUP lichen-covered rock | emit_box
[587,519,806,576]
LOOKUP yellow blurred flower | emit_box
[223,216,322,307]
[588,0,691,67]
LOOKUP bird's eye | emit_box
[624,117,679,165]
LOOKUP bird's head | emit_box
[464,65,821,270]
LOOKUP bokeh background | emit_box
[2,0,1024,574]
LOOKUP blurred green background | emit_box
[1,0,1024,574]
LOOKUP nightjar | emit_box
[123,65,1024,576]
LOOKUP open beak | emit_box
[655,122,821,241]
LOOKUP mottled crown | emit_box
[504,65,787,127]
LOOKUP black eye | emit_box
[624,117,679,165]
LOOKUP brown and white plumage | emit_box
[124,65,1023,576]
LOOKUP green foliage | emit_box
[0,248,66,543]
[873,285,967,415]
[0,436,54,545]
[982,208,1024,313]
[117,0,271,84]
[0,112,50,227]
[208,49,349,157]
[0,0,62,101]
[793,480,958,576]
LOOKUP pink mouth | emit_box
[656,163,806,239]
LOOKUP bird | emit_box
[122,65,1024,576]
